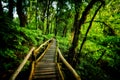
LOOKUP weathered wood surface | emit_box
[32,39,59,80]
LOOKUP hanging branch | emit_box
[85,20,116,35]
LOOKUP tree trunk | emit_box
[71,0,81,42]
[62,26,67,37]
[54,4,59,36]
[68,0,101,68]
[36,0,38,29]
[40,1,47,33]
[17,0,27,27]
[71,10,80,42]
[55,15,57,36]
[8,0,14,19]
[46,0,50,34]
[0,0,3,15]
[68,11,79,65]
[68,0,81,66]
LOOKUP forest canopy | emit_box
[0,0,120,80]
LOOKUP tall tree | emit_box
[17,0,27,27]
[68,0,104,68]
[54,1,59,36]
[8,0,14,19]
[71,0,82,42]
[46,0,50,34]
[77,2,104,65]
[35,0,38,29]
[0,0,3,15]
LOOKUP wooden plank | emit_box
[34,72,56,75]
[33,75,57,78]
[34,69,56,72]
[35,67,56,70]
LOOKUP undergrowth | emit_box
[0,15,46,79]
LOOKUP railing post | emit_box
[29,50,36,80]
[56,49,59,62]
[32,50,36,61]
[56,48,64,80]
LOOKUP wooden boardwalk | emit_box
[32,39,58,80]
[10,38,81,80]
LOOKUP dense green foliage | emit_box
[0,0,120,80]
[0,14,46,79]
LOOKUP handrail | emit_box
[34,38,53,62]
[35,41,52,63]
[57,47,81,80]
[34,38,53,54]
[10,47,35,80]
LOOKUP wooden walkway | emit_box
[10,38,81,80]
[32,39,58,80]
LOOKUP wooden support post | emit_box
[29,50,36,80]
[29,61,35,80]
[57,63,64,80]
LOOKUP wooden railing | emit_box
[57,47,81,80]
[9,47,35,80]
[10,38,53,80]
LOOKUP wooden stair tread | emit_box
[35,64,56,67]
[33,72,56,75]
[33,75,57,78]
[34,69,56,72]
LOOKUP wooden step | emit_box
[34,70,56,73]
[35,65,56,68]
[35,63,56,67]
[33,75,57,78]
[33,75,57,80]
[34,72,56,75]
